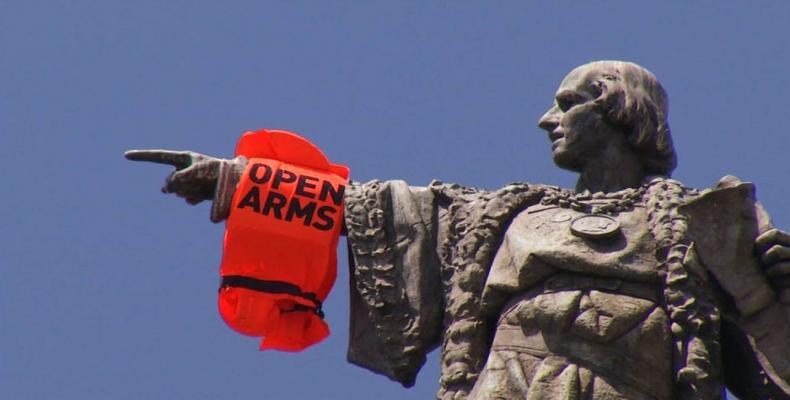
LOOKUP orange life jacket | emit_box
[218,129,349,352]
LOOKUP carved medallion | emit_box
[570,214,620,239]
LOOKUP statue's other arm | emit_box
[681,177,790,398]
[756,227,790,303]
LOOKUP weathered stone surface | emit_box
[127,61,790,399]
[341,62,790,399]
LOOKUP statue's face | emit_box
[537,65,624,172]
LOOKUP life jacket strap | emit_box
[220,275,325,319]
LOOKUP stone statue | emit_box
[127,61,790,399]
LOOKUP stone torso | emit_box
[487,203,661,289]
[473,203,674,399]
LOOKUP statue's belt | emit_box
[490,326,673,400]
[492,274,670,399]
[537,273,660,303]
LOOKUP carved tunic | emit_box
[342,179,790,400]
[472,205,672,399]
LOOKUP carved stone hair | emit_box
[587,61,677,176]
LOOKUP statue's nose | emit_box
[538,107,560,132]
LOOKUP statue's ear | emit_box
[591,77,653,139]
[593,77,627,126]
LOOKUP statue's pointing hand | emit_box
[756,228,790,289]
[125,150,221,205]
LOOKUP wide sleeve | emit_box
[343,180,444,387]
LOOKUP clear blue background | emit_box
[2,2,788,399]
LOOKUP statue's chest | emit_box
[486,204,660,292]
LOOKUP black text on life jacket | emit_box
[236,163,345,231]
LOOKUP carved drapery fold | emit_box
[344,180,443,387]
[343,177,790,399]
[431,182,545,399]
[344,180,545,399]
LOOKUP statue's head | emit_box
[538,61,676,176]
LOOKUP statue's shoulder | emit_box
[637,176,751,212]
[638,175,769,235]
[676,174,772,267]
[428,180,550,207]
[676,175,762,211]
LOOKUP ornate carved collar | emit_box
[539,185,647,215]
[538,178,699,240]
[539,182,656,240]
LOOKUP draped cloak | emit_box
[341,178,790,399]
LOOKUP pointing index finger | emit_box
[124,150,193,169]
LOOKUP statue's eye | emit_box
[556,92,584,112]
[556,98,574,112]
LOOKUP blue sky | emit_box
[2,2,788,399]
